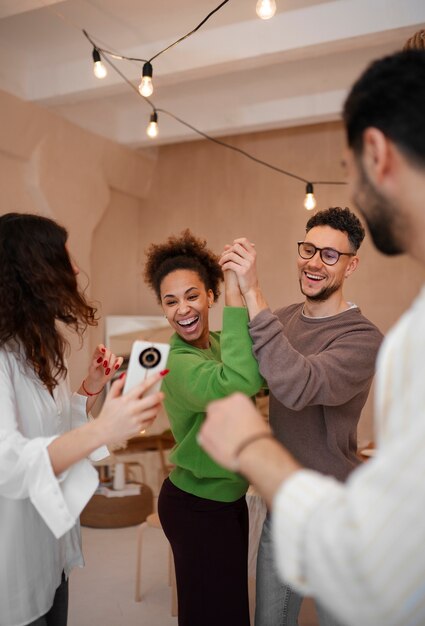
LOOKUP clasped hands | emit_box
[219,237,259,298]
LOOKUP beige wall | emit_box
[2,88,425,442]
[0,88,156,388]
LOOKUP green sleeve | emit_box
[164,306,263,412]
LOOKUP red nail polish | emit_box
[97,357,103,364]
[103,360,108,367]
[114,363,120,369]
[160,369,170,377]
[101,347,106,353]
[105,368,110,375]
[119,372,126,380]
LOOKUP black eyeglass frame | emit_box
[297,241,355,266]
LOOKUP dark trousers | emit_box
[158,477,250,626]
[28,572,68,626]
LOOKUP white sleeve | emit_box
[0,356,100,539]
[0,428,99,538]
[272,429,425,626]
[71,392,109,461]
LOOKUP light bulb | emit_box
[256,0,277,20]
[139,76,153,97]
[139,61,154,97]
[92,48,107,79]
[147,112,159,139]
[304,183,317,211]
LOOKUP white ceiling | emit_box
[0,0,424,148]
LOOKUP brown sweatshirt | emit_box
[249,303,383,482]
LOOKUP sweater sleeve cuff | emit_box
[271,470,343,593]
[223,305,249,324]
[248,307,276,333]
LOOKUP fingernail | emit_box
[105,368,111,375]
[119,372,126,380]
[101,348,106,353]
[114,362,120,369]
[160,369,170,377]
[103,360,108,367]
[97,357,103,364]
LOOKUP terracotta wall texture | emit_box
[2,88,425,442]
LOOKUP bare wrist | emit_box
[80,379,104,397]
[238,438,301,508]
[86,417,107,450]
[243,286,268,319]
[233,431,273,471]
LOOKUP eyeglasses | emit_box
[297,241,354,266]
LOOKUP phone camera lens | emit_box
[139,347,161,369]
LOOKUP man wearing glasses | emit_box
[219,206,382,626]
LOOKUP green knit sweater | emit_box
[163,306,263,502]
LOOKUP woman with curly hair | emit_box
[144,229,263,626]
[0,212,166,626]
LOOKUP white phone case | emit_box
[123,340,170,395]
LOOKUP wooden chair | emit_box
[135,512,178,617]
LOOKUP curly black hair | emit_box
[144,229,223,303]
[0,213,97,390]
[305,207,365,252]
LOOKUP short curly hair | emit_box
[144,229,223,303]
[305,207,365,252]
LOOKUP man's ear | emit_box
[344,255,359,278]
[362,127,394,185]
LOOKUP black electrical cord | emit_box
[83,2,346,189]
[83,0,230,65]
[87,45,346,187]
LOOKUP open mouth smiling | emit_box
[177,316,199,328]
[305,272,325,282]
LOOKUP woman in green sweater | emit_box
[144,230,263,626]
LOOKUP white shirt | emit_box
[273,284,425,626]
[0,342,107,626]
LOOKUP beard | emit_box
[299,279,342,302]
[352,159,405,256]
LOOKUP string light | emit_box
[304,183,317,211]
[147,111,159,138]
[256,0,277,20]
[81,2,346,209]
[92,47,107,79]
[86,47,346,208]
[139,61,154,97]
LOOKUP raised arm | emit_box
[249,310,382,409]
[222,245,245,308]
[220,238,269,318]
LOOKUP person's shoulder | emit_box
[169,333,194,354]
[344,307,384,340]
[349,306,382,328]
[0,340,21,372]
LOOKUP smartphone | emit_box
[123,340,170,396]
